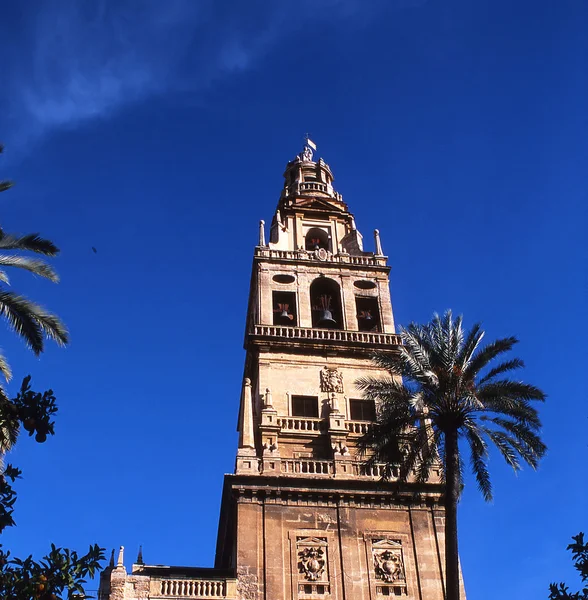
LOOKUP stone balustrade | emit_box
[158,578,229,598]
[254,247,387,266]
[252,325,400,346]
[352,462,398,479]
[281,459,334,476]
[283,181,343,200]
[345,421,372,435]
[275,459,397,480]
[277,417,324,432]
[298,181,329,194]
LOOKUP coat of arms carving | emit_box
[372,538,406,584]
[298,546,326,581]
[297,537,328,583]
[320,366,344,393]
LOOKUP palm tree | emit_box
[0,144,68,452]
[357,311,546,600]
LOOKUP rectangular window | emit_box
[273,291,297,326]
[292,395,319,418]
[349,399,376,421]
[356,296,381,332]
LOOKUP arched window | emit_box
[305,228,329,251]
[310,278,343,329]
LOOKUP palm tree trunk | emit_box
[444,429,460,600]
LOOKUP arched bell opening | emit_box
[273,291,297,326]
[355,296,381,332]
[305,228,330,251]
[310,278,342,329]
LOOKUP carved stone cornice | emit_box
[228,474,443,510]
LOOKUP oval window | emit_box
[354,280,377,290]
[273,274,296,284]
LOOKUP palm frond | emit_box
[398,327,435,378]
[478,358,525,385]
[456,322,484,370]
[0,400,19,455]
[370,351,404,375]
[0,231,59,256]
[484,416,546,464]
[481,428,522,471]
[464,421,492,501]
[478,380,546,403]
[464,336,519,379]
[0,350,12,382]
[0,255,59,282]
[0,291,68,354]
[480,397,542,429]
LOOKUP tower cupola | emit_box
[269,141,371,256]
[280,144,346,211]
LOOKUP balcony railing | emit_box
[352,462,398,479]
[281,459,334,476]
[252,325,401,346]
[254,247,387,266]
[345,421,372,435]
[299,181,329,194]
[284,181,343,201]
[158,578,229,598]
[275,459,397,480]
[277,417,325,432]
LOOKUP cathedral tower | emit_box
[99,143,461,600]
[215,142,454,600]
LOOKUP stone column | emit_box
[258,266,272,325]
[377,277,396,333]
[340,275,358,331]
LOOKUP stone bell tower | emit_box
[215,142,454,600]
[98,142,462,600]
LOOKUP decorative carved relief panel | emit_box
[296,536,330,596]
[320,367,344,393]
[370,537,407,596]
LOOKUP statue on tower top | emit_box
[298,135,317,162]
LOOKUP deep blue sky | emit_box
[1,0,586,597]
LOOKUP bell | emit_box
[317,309,337,328]
[280,309,290,319]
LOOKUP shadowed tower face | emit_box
[216,143,459,600]
[98,143,463,600]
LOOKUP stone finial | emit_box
[117,546,125,568]
[109,549,115,568]
[374,229,384,256]
[136,545,144,565]
[264,388,273,409]
[240,378,255,449]
[259,220,266,247]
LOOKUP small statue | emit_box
[300,145,314,162]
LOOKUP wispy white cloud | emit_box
[1,0,423,146]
